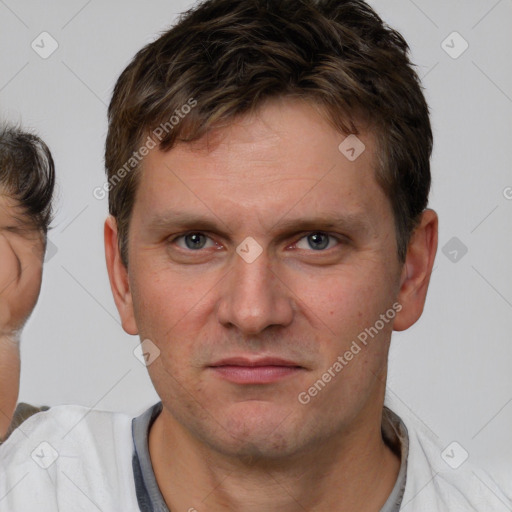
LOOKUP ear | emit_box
[393,209,438,331]
[104,216,138,335]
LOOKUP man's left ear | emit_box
[394,209,438,331]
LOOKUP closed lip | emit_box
[209,357,303,368]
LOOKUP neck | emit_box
[0,334,20,439]
[149,401,401,512]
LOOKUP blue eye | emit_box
[175,233,215,250]
[171,231,341,253]
[296,232,339,251]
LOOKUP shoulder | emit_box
[0,405,140,511]
[2,402,50,441]
[1,404,133,459]
[388,403,512,511]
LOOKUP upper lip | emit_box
[209,357,302,368]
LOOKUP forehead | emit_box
[134,98,391,231]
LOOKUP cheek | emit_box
[292,265,396,336]
[129,265,210,355]
[288,263,398,400]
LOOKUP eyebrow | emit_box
[145,210,373,238]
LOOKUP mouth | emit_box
[208,357,306,384]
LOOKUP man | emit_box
[0,124,54,441]
[0,0,510,510]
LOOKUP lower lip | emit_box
[210,365,303,384]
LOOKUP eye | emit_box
[295,232,340,251]
[174,232,217,250]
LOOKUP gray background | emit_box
[1,0,511,485]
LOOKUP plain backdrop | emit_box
[1,0,511,483]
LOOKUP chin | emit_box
[213,431,296,461]
[203,403,303,460]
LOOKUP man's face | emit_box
[0,192,44,337]
[120,98,406,458]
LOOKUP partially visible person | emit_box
[0,123,54,441]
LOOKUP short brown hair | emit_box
[0,123,55,234]
[106,0,432,265]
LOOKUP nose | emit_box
[216,247,295,335]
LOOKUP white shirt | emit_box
[0,402,510,511]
